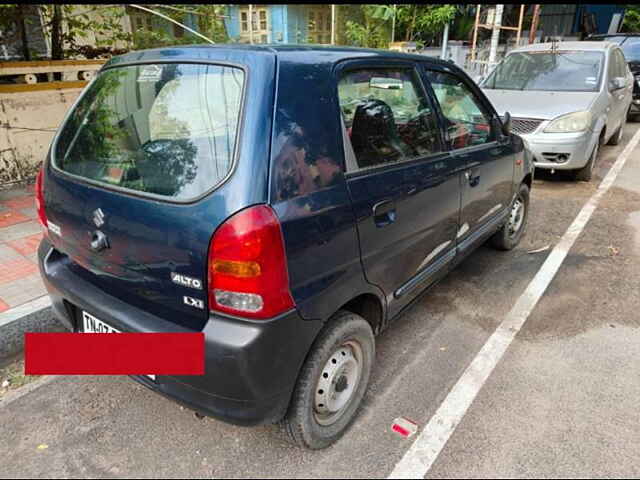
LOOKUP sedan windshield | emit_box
[483,51,604,92]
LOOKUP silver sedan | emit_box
[481,41,634,181]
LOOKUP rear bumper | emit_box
[37,239,323,426]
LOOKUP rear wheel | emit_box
[281,311,374,449]
[490,183,529,251]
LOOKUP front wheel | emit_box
[607,118,625,146]
[281,311,375,449]
[574,140,599,182]
[490,183,529,251]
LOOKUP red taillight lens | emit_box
[35,168,48,231]
[208,205,295,319]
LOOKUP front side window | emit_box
[483,51,604,92]
[620,38,640,63]
[338,68,442,170]
[54,63,245,201]
[426,70,495,150]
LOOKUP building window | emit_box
[307,7,331,44]
[259,10,267,30]
[239,6,269,43]
[240,11,248,32]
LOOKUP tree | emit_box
[129,4,228,50]
[40,4,133,60]
[622,5,640,33]
[0,4,33,60]
[341,4,457,49]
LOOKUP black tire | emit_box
[607,118,625,146]
[490,183,529,251]
[574,139,599,182]
[281,310,375,449]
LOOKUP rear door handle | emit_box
[373,199,396,228]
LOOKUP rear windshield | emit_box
[483,51,604,92]
[53,63,245,201]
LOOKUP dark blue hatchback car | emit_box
[36,45,533,449]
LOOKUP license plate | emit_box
[81,311,156,381]
[82,311,121,333]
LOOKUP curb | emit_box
[0,296,63,360]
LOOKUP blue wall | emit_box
[224,5,310,44]
[573,5,626,35]
[226,6,241,41]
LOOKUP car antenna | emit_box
[128,4,216,45]
[551,25,558,54]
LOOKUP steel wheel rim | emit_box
[508,197,525,238]
[313,340,363,426]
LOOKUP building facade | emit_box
[225,5,333,44]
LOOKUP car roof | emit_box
[510,41,616,54]
[105,44,455,70]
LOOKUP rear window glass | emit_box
[54,63,244,201]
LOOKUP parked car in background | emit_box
[588,33,640,120]
[480,41,633,181]
[36,45,533,449]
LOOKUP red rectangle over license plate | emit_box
[24,332,204,375]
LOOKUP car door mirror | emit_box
[610,76,626,90]
[500,111,511,137]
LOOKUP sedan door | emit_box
[607,48,631,136]
[337,61,464,318]
[423,66,515,253]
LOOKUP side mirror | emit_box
[610,77,626,90]
[501,111,511,137]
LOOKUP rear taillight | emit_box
[35,168,48,232]
[208,205,295,319]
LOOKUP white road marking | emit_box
[388,128,640,479]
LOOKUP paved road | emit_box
[2,123,640,478]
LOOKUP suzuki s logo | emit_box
[171,273,202,290]
[93,208,105,228]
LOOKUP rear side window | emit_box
[338,68,442,170]
[54,63,244,201]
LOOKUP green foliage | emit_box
[343,5,392,48]
[130,4,228,49]
[396,4,456,44]
[41,4,133,57]
[622,6,640,33]
[340,4,457,49]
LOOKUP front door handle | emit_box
[373,199,396,228]
[465,171,480,187]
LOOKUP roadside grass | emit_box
[0,359,39,399]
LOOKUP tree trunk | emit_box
[51,4,63,61]
[17,5,31,61]
[406,5,417,41]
